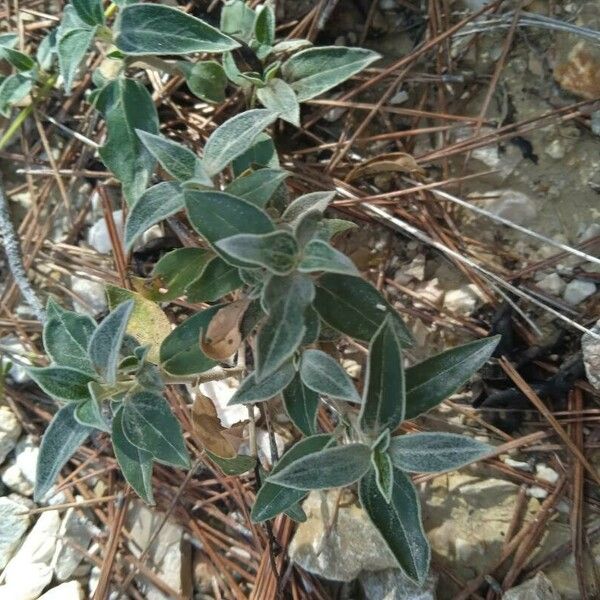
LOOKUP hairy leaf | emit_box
[0,73,32,117]
[185,256,243,303]
[254,4,275,46]
[229,361,296,405]
[257,78,300,126]
[283,373,319,436]
[299,348,361,403]
[232,132,279,175]
[220,0,255,42]
[251,434,332,522]
[72,0,104,26]
[225,168,288,208]
[136,130,201,181]
[404,336,500,419]
[115,4,239,55]
[282,190,335,222]
[202,109,278,176]
[298,239,358,276]
[35,403,92,501]
[112,406,154,504]
[124,182,184,251]
[122,391,190,468]
[371,449,393,502]
[0,46,36,71]
[388,432,491,473]
[74,392,110,432]
[282,46,380,101]
[181,60,227,103]
[269,443,371,490]
[208,451,255,476]
[28,366,95,403]
[359,468,430,584]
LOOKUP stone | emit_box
[126,502,192,600]
[52,507,93,581]
[2,435,38,496]
[70,275,107,315]
[503,572,561,600]
[582,319,600,391]
[87,209,124,254]
[544,139,566,160]
[536,273,566,297]
[395,254,426,284]
[0,336,32,383]
[478,189,537,226]
[359,568,437,599]
[562,279,596,305]
[414,278,445,309]
[199,378,256,428]
[443,284,483,316]
[38,581,84,600]
[256,428,286,468]
[0,496,30,569]
[0,405,22,464]
[554,41,600,99]
[289,491,398,581]
[535,464,559,485]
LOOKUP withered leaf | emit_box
[200,299,250,361]
[345,152,424,182]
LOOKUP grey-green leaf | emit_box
[299,348,361,404]
[88,300,134,385]
[136,130,201,181]
[298,239,358,275]
[282,46,381,101]
[122,391,190,468]
[185,256,242,303]
[112,406,154,504]
[58,27,96,92]
[0,46,36,71]
[202,109,278,176]
[254,4,275,46]
[182,60,227,103]
[220,0,256,42]
[283,373,319,436]
[269,443,371,490]
[359,468,430,584]
[371,449,393,502]
[72,0,104,26]
[207,452,255,476]
[282,191,335,222]
[229,361,296,405]
[115,4,239,55]
[74,395,110,432]
[314,273,413,345]
[251,434,332,522]
[124,182,184,251]
[404,336,500,419]
[388,433,491,473]
[257,78,300,127]
[359,316,405,436]
[28,366,95,403]
[225,168,288,208]
[0,73,32,117]
[35,403,92,501]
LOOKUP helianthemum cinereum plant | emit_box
[6,0,502,586]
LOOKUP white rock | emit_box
[578,222,600,242]
[535,464,559,485]
[2,435,38,496]
[582,319,600,391]
[0,405,22,465]
[414,277,445,308]
[527,486,548,499]
[0,336,32,383]
[444,284,483,316]
[87,209,124,254]
[503,572,560,600]
[544,139,566,160]
[38,581,83,600]
[478,189,537,226]
[390,89,409,105]
[2,463,33,496]
[502,457,532,471]
[537,273,566,296]
[70,276,107,315]
[52,507,93,581]
[199,378,254,428]
[0,496,30,569]
[256,428,286,468]
[562,279,596,305]
[360,568,437,600]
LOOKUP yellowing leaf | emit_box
[105,284,172,363]
[345,152,424,182]
[200,299,249,361]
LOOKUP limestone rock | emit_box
[0,496,30,569]
[70,276,107,315]
[582,319,600,391]
[562,279,596,305]
[52,507,93,581]
[503,572,561,600]
[443,284,483,316]
[0,405,22,465]
[289,491,398,581]
[536,273,566,297]
[2,435,39,496]
[87,210,124,254]
[360,568,437,600]
[38,580,83,600]
[478,189,537,226]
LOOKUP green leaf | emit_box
[302,304,321,344]
[74,394,110,432]
[216,231,298,275]
[283,373,318,436]
[269,443,371,490]
[124,182,184,251]
[0,73,32,117]
[388,433,491,473]
[256,78,300,126]
[28,366,95,403]
[256,274,314,381]
[0,46,36,71]
[97,78,159,205]
[207,451,255,476]
[225,168,288,208]
[0,33,18,49]
[284,502,307,522]
[88,300,134,385]
[34,403,92,501]
[220,0,256,42]
[371,449,393,502]
[299,348,361,404]
[57,27,96,92]
[159,306,220,376]
[202,109,279,176]
[36,30,57,71]
[229,361,295,405]
[298,239,358,276]
[147,248,211,302]
[232,132,279,175]
[122,390,190,468]
[251,434,332,522]
[359,468,430,584]
[72,0,104,26]
[43,304,96,375]
[254,4,275,46]
[136,130,201,181]
[185,256,242,302]
[115,4,239,55]
[359,316,405,437]
[185,190,274,264]
[181,60,227,103]
[404,336,500,419]
[317,217,358,240]
[282,191,334,222]
[282,46,380,101]
[271,39,312,54]
[314,273,413,345]
[112,406,154,503]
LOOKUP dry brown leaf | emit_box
[200,299,250,361]
[345,152,425,182]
